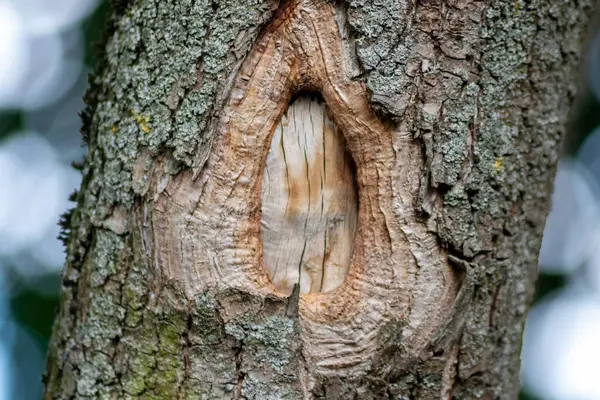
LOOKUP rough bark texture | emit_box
[44,0,593,398]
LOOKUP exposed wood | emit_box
[261,97,358,295]
[150,0,460,378]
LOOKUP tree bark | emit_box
[44,0,593,398]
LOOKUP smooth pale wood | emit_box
[261,97,358,295]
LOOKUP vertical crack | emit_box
[297,238,308,288]
[321,111,327,217]
[234,341,246,399]
[281,124,291,214]
[320,217,328,292]
[176,313,193,399]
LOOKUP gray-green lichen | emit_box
[225,315,295,374]
[86,0,278,220]
[347,0,413,116]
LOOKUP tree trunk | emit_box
[44,0,593,398]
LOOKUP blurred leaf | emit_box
[81,0,111,68]
[566,91,600,155]
[519,389,542,400]
[9,274,60,349]
[533,272,567,303]
[0,111,24,141]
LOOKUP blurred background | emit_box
[0,0,599,399]
[0,0,108,398]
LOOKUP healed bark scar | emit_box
[152,0,463,377]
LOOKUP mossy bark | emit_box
[44,0,593,398]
